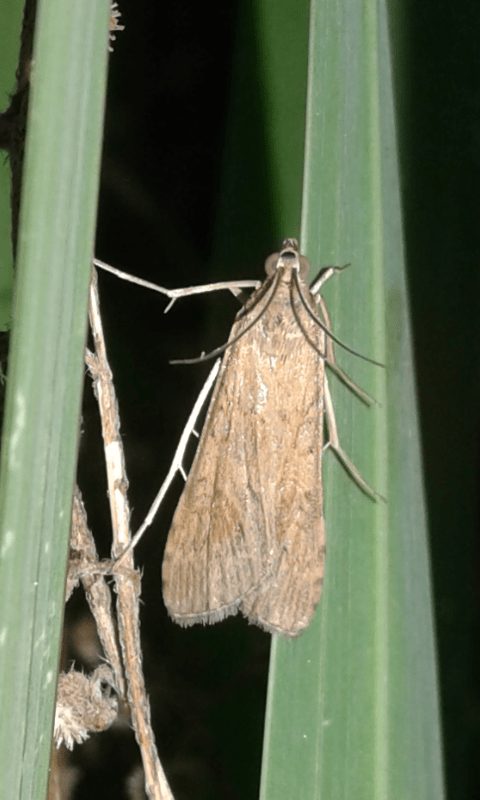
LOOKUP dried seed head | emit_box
[54,665,118,750]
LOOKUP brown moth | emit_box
[162,239,377,638]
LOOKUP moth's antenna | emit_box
[170,268,283,365]
[292,269,385,368]
[289,281,376,406]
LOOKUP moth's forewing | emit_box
[162,270,327,637]
[162,283,274,625]
[239,275,326,637]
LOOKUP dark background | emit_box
[66,2,480,799]
[74,4,271,800]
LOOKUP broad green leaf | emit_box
[259,2,445,799]
[0,1,111,797]
[0,0,23,329]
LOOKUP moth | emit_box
[162,239,379,638]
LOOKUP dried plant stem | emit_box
[69,487,125,695]
[94,257,260,305]
[87,269,174,800]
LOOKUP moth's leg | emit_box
[309,263,350,295]
[323,373,381,501]
[311,269,362,373]
[315,293,377,407]
[115,359,222,566]
[171,269,283,365]
[316,296,336,365]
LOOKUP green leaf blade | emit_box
[260,1,444,799]
[0,1,111,797]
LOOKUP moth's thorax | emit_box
[278,263,300,285]
[252,275,324,359]
[270,266,315,314]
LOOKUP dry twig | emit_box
[86,268,174,800]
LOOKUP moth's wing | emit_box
[162,321,272,626]
[240,290,327,638]
[240,508,326,638]
[164,276,327,636]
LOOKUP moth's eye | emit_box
[264,253,280,277]
[298,256,311,280]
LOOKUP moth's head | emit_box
[264,238,311,281]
